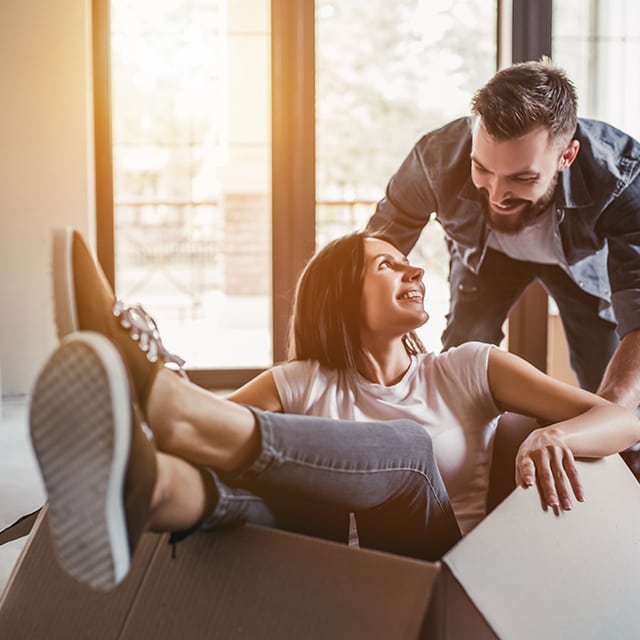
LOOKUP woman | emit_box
[31,229,640,590]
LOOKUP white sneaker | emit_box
[29,332,157,590]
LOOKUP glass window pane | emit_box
[553,0,640,140]
[551,0,640,383]
[111,0,272,369]
[315,0,497,352]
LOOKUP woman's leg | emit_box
[147,369,461,561]
[150,453,310,536]
[147,375,352,541]
[55,228,457,558]
[239,410,461,561]
[149,452,215,532]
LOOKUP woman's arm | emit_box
[487,347,640,510]
[227,369,284,412]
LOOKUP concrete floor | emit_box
[0,396,46,596]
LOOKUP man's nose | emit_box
[486,176,511,202]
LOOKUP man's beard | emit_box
[481,173,559,234]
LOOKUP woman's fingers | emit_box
[563,451,584,503]
[549,445,573,510]
[516,442,584,511]
[534,447,562,509]
[515,456,535,488]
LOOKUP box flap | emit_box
[443,454,640,640]
[120,525,441,639]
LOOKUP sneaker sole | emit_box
[52,227,78,337]
[30,333,131,590]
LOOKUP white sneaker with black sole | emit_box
[29,332,156,591]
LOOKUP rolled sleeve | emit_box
[612,288,640,337]
[367,137,438,255]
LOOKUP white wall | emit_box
[0,0,94,396]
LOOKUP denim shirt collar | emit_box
[557,160,594,210]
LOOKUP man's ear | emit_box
[559,139,580,171]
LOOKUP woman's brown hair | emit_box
[287,231,425,369]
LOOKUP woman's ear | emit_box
[559,139,580,171]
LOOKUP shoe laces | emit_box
[113,300,186,370]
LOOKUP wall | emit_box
[0,0,94,396]
[547,314,579,387]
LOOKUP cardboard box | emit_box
[0,510,439,639]
[1,454,639,639]
[427,454,640,639]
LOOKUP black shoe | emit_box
[29,332,157,590]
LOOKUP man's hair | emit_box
[288,231,425,369]
[471,57,577,146]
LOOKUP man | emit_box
[367,58,640,418]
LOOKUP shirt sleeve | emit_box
[434,342,501,423]
[271,360,319,414]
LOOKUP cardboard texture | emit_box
[1,454,639,639]
[0,510,164,639]
[424,565,496,640]
[433,454,640,639]
[0,509,439,639]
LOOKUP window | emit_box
[547,0,640,384]
[109,0,272,371]
[553,0,640,140]
[315,0,497,351]
[96,1,534,384]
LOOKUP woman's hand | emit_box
[515,427,585,511]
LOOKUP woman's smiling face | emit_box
[359,237,429,339]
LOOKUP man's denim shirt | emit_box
[368,116,640,338]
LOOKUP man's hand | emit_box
[515,427,585,511]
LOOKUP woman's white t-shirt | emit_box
[271,342,501,534]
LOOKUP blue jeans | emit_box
[442,247,619,392]
[201,409,461,562]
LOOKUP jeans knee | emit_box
[391,420,436,466]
